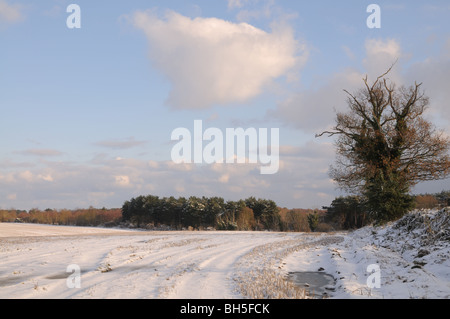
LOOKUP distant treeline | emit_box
[413,191,450,209]
[122,195,281,230]
[0,199,325,232]
[4,191,446,231]
[323,190,450,230]
[122,195,326,231]
[0,207,122,226]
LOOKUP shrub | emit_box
[307,212,320,232]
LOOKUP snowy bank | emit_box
[281,207,450,298]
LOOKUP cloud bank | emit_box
[0,143,335,210]
[94,137,147,150]
[271,37,450,134]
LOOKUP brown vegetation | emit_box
[0,207,122,226]
[279,208,326,232]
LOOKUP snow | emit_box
[0,223,133,238]
[0,208,448,299]
[282,207,450,298]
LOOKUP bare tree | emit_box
[317,66,450,223]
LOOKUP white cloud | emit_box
[15,149,63,157]
[271,38,405,134]
[132,9,305,109]
[7,193,16,200]
[38,174,53,182]
[227,0,245,9]
[8,170,54,183]
[405,37,450,126]
[0,0,23,24]
[272,36,450,136]
[363,38,403,83]
[95,137,147,150]
[218,173,229,183]
[226,0,283,23]
[114,175,130,187]
[147,160,159,169]
[0,172,15,183]
[18,170,33,182]
[270,68,363,133]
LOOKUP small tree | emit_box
[317,66,450,223]
[307,211,319,232]
[236,206,255,230]
[324,196,369,229]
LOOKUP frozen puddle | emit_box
[287,271,335,298]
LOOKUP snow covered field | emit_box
[0,208,448,299]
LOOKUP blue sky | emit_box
[1,0,449,210]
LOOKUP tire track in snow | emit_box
[0,227,343,299]
[163,236,263,299]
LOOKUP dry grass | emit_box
[234,235,344,299]
[236,269,308,299]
